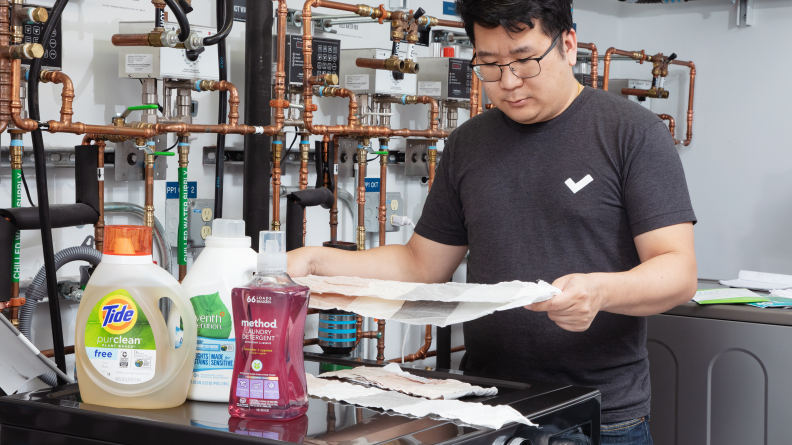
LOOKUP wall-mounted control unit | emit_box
[340,48,417,95]
[280,34,341,84]
[416,57,472,100]
[117,21,219,79]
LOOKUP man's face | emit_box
[473,21,577,124]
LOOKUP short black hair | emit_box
[455,0,573,54]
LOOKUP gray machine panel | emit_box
[416,57,472,100]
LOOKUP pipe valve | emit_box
[18,7,48,24]
[5,43,44,60]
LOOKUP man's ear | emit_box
[563,28,578,67]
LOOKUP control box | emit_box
[117,21,219,79]
[364,192,402,233]
[165,198,215,248]
[340,48,417,95]
[416,57,472,100]
[21,4,61,70]
[280,34,341,84]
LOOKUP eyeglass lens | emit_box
[475,59,541,82]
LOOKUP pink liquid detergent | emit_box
[229,232,310,420]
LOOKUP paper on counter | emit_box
[719,270,792,291]
[295,276,560,326]
[693,288,769,305]
[306,373,535,429]
[319,363,498,400]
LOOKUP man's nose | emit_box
[499,66,523,91]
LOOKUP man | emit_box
[289,0,697,443]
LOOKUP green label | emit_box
[178,166,188,266]
[85,289,156,350]
[188,292,232,339]
[12,169,21,283]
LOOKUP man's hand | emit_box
[527,274,604,332]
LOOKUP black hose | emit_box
[203,0,234,47]
[213,0,228,218]
[26,0,69,386]
[164,0,190,42]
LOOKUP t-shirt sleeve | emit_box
[623,120,697,238]
[414,139,469,246]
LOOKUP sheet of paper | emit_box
[0,320,53,394]
[693,288,769,305]
[719,270,792,291]
[295,276,560,327]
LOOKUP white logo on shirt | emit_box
[565,175,593,194]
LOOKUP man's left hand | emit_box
[527,274,604,332]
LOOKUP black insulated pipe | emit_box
[26,0,70,385]
[285,188,335,252]
[436,325,452,369]
[204,0,234,46]
[155,7,165,28]
[164,0,190,41]
[213,0,228,218]
[242,0,273,251]
[178,0,194,14]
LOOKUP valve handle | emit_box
[413,7,425,21]
[122,104,159,119]
[153,151,176,156]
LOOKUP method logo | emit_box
[100,294,138,335]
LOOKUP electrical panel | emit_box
[116,21,219,79]
[608,79,652,110]
[21,4,61,70]
[364,192,402,232]
[282,34,341,84]
[165,198,215,248]
[416,57,472,100]
[340,48,417,95]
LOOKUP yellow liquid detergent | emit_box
[75,225,197,409]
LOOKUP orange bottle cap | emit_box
[103,225,152,256]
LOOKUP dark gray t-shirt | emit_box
[414,87,696,423]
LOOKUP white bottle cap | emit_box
[258,231,287,274]
[206,219,251,248]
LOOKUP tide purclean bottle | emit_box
[229,231,310,420]
[75,225,197,409]
[167,219,257,402]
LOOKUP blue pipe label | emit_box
[166,181,197,199]
[443,2,457,16]
[365,179,380,192]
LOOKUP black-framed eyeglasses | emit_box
[471,33,563,82]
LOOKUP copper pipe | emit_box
[271,137,283,231]
[326,404,336,433]
[0,0,11,133]
[376,319,386,363]
[300,135,310,246]
[322,135,330,187]
[470,56,480,118]
[307,308,321,315]
[96,140,106,252]
[41,345,75,358]
[436,19,464,28]
[111,33,161,47]
[315,0,360,13]
[657,114,676,141]
[602,48,647,91]
[144,152,155,230]
[303,338,319,346]
[427,145,437,192]
[485,103,495,110]
[378,139,388,246]
[389,325,432,363]
[424,345,465,359]
[356,145,366,251]
[621,88,669,99]
[578,42,598,89]
[355,314,363,345]
[330,134,340,242]
[670,59,696,147]
[40,70,74,125]
[356,57,404,73]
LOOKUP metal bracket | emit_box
[114,135,168,182]
[336,137,359,178]
[734,0,754,27]
[405,139,431,177]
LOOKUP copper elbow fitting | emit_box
[3,43,43,60]
[356,57,405,73]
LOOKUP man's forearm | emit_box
[305,245,429,282]
[598,251,698,317]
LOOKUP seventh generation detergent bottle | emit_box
[229,231,310,420]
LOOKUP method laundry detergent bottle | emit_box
[229,231,310,420]
[75,225,197,409]
[167,219,257,402]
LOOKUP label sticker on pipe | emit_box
[345,74,370,91]
[97,168,105,181]
[365,179,380,192]
[418,82,442,97]
[125,54,153,74]
[166,182,197,199]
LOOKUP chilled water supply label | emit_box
[178,167,189,266]
[11,169,21,283]
[84,289,156,384]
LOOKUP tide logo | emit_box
[100,295,138,335]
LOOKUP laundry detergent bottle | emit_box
[229,231,310,420]
[167,219,257,402]
[75,225,197,409]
